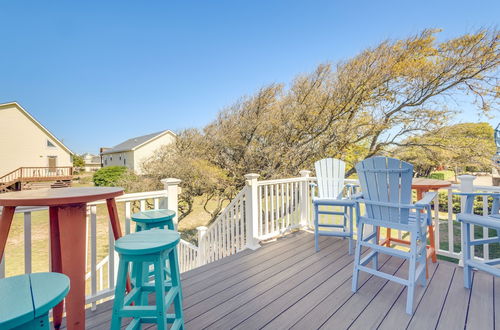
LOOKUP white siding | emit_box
[101,132,175,174]
[133,133,175,174]
[101,151,134,170]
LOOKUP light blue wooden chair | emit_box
[111,230,184,330]
[0,272,69,329]
[311,158,356,253]
[455,192,500,288]
[352,156,435,315]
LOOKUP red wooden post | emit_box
[58,204,87,330]
[49,206,64,328]
[0,206,16,260]
[106,197,131,292]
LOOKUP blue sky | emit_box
[0,1,498,154]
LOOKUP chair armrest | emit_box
[452,192,500,214]
[345,183,359,197]
[415,191,437,207]
[453,192,500,197]
[352,192,363,200]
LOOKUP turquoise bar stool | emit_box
[131,209,176,232]
[111,230,184,330]
[0,272,69,329]
[131,209,177,283]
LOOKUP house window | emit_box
[110,156,113,161]
[47,140,56,148]
[124,158,126,165]
[104,159,107,166]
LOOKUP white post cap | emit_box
[244,173,260,180]
[161,178,182,186]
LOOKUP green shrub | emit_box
[437,191,494,215]
[93,166,128,187]
[428,170,455,181]
[429,172,445,180]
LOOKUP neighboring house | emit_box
[81,153,101,172]
[0,102,73,178]
[101,130,176,174]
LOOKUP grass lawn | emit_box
[3,175,216,278]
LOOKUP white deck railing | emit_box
[1,171,498,311]
[0,181,200,309]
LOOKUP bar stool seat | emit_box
[115,229,179,255]
[111,230,184,330]
[132,209,175,231]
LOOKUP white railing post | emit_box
[458,174,476,266]
[197,226,207,266]
[244,173,261,250]
[161,178,182,229]
[299,170,312,228]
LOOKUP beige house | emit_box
[0,102,73,178]
[101,130,176,174]
[81,153,101,172]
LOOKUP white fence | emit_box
[0,180,199,309]
[2,171,499,311]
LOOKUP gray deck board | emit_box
[407,261,455,330]
[348,257,415,330]
[184,236,337,327]
[435,267,469,330]
[290,257,399,330]
[319,257,406,329]
[377,261,439,330]
[76,232,500,330]
[466,271,494,329]
[203,238,347,329]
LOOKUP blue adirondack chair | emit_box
[311,158,356,254]
[455,192,500,288]
[351,156,436,315]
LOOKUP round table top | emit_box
[412,178,452,190]
[0,187,124,207]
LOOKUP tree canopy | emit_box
[393,122,496,178]
[128,28,500,222]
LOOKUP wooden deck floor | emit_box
[81,231,499,329]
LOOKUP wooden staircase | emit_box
[0,167,73,193]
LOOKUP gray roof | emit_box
[102,130,172,154]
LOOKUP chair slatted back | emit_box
[314,158,346,200]
[355,156,413,224]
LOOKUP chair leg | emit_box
[342,207,347,239]
[348,206,353,255]
[406,232,417,315]
[169,247,185,329]
[133,261,149,306]
[386,228,392,247]
[314,204,320,252]
[111,258,129,330]
[352,222,364,293]
[428,223,437,263]
[419,230,429,287]
[154,256,168,330]
[463,222,472,289]
[371,225,379,271]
